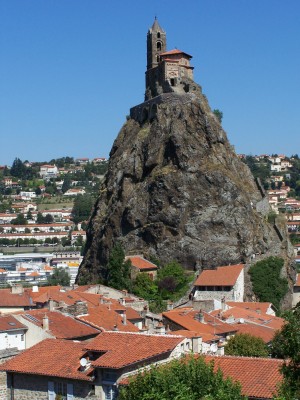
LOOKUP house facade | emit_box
[193,264,244,302]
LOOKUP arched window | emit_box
[157,32,161,38]
[157,42,161,51]
[157,55,160,62]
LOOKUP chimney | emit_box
[113,324,118,331]
[42,314,49,330]
[122,311,127,326]
[221,296,226,311]
[49,298,55,311]
[196,310,205,324]
[11,283,24,295]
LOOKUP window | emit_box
[21,334,24,341]
[157,32,160,38]
[103,385,117,400]
[54,382,67,399]
[157,42,161,51]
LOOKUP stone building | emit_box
[145,18,195,100]
[0,332,188,400]
[193,264,244,302]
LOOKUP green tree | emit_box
[106,243,132,291]
[36,212,45,224]
[133,273,158,299]
[26,210,33,220]
[11,213,28,225]
[10,158,26,178]
[47,267,70,286]
[271,303,300,399]
[44,213,54,224]
[71,193,94,223]
[157,261,189,300]
[213,109,223,123]
[118,355,245,400]
[249,257,288,311]
[61,175,72,193]
[225,333,269,357]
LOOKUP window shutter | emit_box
[48,381,55,400]
[67,383,74,400]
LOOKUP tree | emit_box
[106,243,132,291]
[249,257,288,311]
[271,303,300,399]
[10,158,26,178]
[157,261,189,300]
[44,213,54,224]
[133,273,158,300]
[225,333,269,357]
[118,355,245,400]
[11,213,28,225]
[36,212,45,224]
[61,174,72,193]
[47,267,70,286]
[71,194,94,223]
[26,210,33,220]
[213,109,223,123]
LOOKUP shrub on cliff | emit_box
[249,256,288,311]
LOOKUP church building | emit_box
[145,18,194,100]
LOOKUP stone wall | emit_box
[5,373,95,400]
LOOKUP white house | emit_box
[193,264,244,302]
[0,315,27,351]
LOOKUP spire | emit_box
[150,17,165,33]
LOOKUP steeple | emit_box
[147,17,166,70]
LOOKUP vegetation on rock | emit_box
[249,257,288,311]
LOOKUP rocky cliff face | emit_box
[77,83,289,285]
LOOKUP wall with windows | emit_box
[0,329,26,351]
[6,373,95,400]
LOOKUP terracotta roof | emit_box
[29,271,40,277]
[163,308,236,337]
[211,307,284,331]
[203,355,283,399]
[226,301,274,315]
[0,288,33,307]
[168,329,218,343]
[0,339,93,381]
[126,255,158,270]
[160,48,192,58]
[231,323,276,343]
[0,315,27,332]
[85,331,183,369]
[125,307,142,320]
[76,305,139,332]
[21,310,99,339]
[194,264,244,286]
[0,268,7,273]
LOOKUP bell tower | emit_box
[147,17,166,70]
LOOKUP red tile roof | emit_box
[195,264,244,286]
[85,331,183,369]
[0,288,33,307]
[0,315,27,332]
[231,323,276,343]
[76,305,139,332]
[21,310,99,339]
[226,301,274,315]
[0,339,93,381]
[211,307,284,331]
[160,49,192,58]
[163,308,236,337]
[203,355,283,399]
[126,255,158,270]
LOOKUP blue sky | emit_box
[1,0,299,166]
